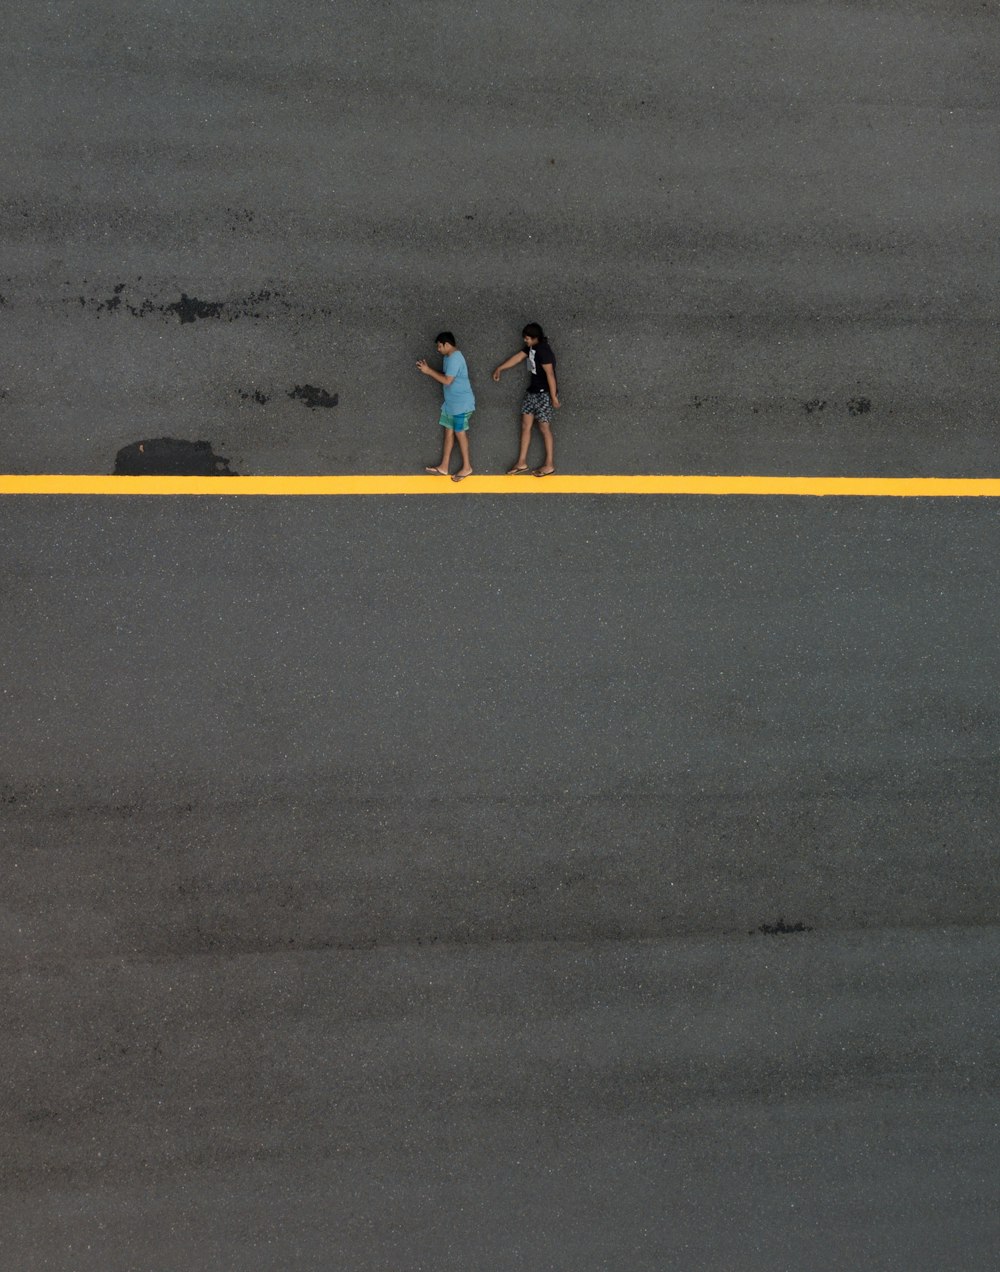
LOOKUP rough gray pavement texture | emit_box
[3,0,1000,1268]
[1,0,998,476]
[3,498,1000,1269]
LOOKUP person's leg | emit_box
[508,414,534,473]
[452,428,473,480]
[426,427,454,474]
[534,420,555,475]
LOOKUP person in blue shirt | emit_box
[417,331,476,481]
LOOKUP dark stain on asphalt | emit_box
[802,399,827,414]
[239,389,270,404]
[847,396,872,415]
[126,298,159,318]
[76,283,131,316]
[288,384,339,409]
[753,918,814,935]
[226,207,255,231]
[64,282,334,324]
[163,288,277,323]
[0,780,46,808]
[23,1109,59,1125]
[113,438,237,476]
[166,294,226,323]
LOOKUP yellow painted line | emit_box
[1,474,1000,497]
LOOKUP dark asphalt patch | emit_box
[113,438,236,476]
[165,294,227,323]
[288,385,339,409]
[753,919,815,936]
[62,283,334,325]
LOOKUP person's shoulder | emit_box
[539,340,555,361]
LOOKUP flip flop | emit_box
[451,472,473,483]
[532,468,556,477]
[506,466,530,475]
[424,466,449,475]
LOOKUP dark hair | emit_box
[435,331,456,346]
[521,322,545,340]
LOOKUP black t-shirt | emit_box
[526,341,556,393]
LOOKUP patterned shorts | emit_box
[439,409,473,433]
[520,391,553,423]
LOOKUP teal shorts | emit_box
[439,409,473,433]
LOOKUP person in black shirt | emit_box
[492,322,560,476]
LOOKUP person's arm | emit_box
[492,350,528,382]
[542,361,560,407]
[415,359,454,386]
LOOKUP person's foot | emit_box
[451,469,473,482]
[506,465,530,475]
[532,467,556,477]
[425,466,449,475]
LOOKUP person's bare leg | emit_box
[507,414,534,473]
[426,428,454,474]
[534,421,555,474]
[452,430,473,480]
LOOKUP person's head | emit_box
[522,322,545,347]
[435,331,457,353]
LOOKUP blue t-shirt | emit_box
[443,350,476,415]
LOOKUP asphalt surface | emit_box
[3,497,1000,1269]
[3,1,1000,1268]
[1,0,998,478]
